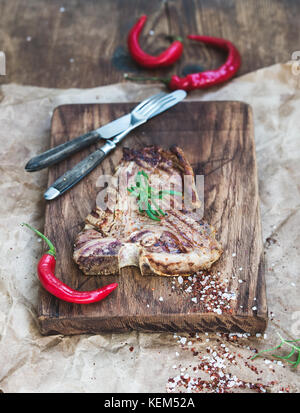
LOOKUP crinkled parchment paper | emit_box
[0,63,299,393]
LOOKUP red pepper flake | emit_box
[172,270,236,315]
[129,346,134,352]
[167,332,288,393]
[245,361,259,374]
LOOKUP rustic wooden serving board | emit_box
[39,101,267,335]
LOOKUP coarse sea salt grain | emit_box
[159,297,164,301]
[178,276,183,285]
[191,297,197,303]
[277,361,283,366]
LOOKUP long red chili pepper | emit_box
[125,35,241,91]
[169,35,241,90]
[128,15,183,69]
[23,223,118,304]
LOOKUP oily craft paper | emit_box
[0,63,299,392]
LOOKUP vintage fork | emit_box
[25,92,167,172]
[44,90,186,200]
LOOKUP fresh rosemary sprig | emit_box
[251,332,300,367]
[127,170,181,221]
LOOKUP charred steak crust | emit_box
[73,146,222,277]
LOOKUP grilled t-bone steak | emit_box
[73,146,222,277]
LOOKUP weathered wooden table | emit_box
[0,0,299,88]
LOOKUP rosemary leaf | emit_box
[127,170,182,221]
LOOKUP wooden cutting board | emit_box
[39,101,267,335]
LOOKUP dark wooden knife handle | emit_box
[25,130,100,171]
[46,147,109,196]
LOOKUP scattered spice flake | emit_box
[167,332,288,393]
[129,346,134,352]
[167,346,269,393]
[173,270,236,314]
[265,236,277,247]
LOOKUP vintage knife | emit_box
[25,93,166,172]
[44,90,187,200]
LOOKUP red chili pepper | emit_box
[128,15,183,69]
[169,35,241,91]
[23,223,118,304]
[125,35,241,91]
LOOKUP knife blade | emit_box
[25,114,131,172]
[25,93,166,172]
[44,90,187,200]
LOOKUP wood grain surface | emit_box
[0,0,299,88]
[39,101,267,335]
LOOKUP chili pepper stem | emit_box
[124,73,170,85]
[22,223,56,258]
[166,35,183,43]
